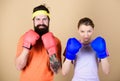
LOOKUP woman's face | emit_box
[78,24,94,44]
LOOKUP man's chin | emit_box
[34,26,49,36]
[36,29,48,36]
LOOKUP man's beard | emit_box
[34,24,49,36]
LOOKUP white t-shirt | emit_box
[72,44,100,81]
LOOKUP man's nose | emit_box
[39,20,43,24]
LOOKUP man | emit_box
[15,5,62,81]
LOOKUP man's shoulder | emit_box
[54,36,61,43]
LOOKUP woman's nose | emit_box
[84,33,88,37]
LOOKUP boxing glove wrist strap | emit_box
[22,45,32,50]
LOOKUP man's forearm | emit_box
[15,48,29,70]
[49,54,61,73]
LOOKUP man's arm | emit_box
[15,29,40,70]
[15,48,29,70]
[42,32,62,73]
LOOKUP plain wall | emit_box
[0,0,120,81]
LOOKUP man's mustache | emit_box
[37,24,47,28]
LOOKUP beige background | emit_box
[0,0,120,81]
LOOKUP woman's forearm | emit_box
[62,59,72,76]
[101,58,110,75]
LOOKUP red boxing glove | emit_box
[23,29,40,49]
[42,32,61,73]
[42,32,57,56]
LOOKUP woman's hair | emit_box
[77,17,94,29]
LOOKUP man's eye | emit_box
[36,18,40,20]
[43,18,47,21]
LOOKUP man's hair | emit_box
[33,5,49,13]
[33,5,50,20]
[77,17,94,29]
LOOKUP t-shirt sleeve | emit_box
[106,48,110,57]
[16,35,24,57]
[55,37,62,63]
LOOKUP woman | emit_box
[62,17,110,81]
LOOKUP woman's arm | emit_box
[62,59,72,76]
[101,57,110,75]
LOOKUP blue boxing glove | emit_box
[65,38,82,60]
[91,36,107,59]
